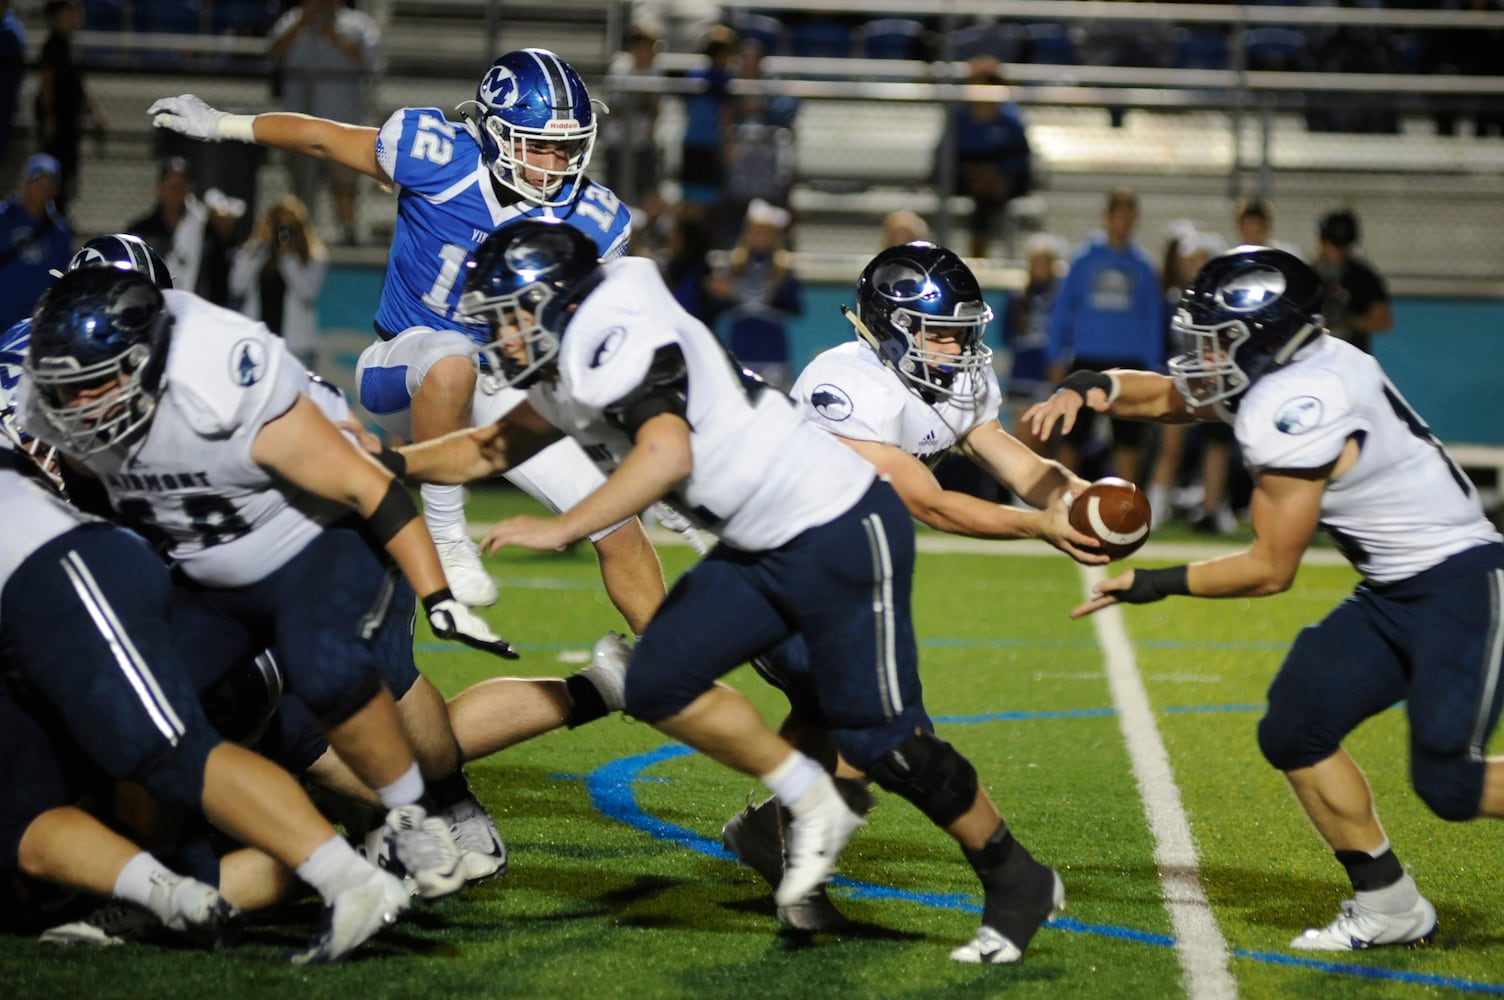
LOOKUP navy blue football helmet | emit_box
[1168,245,1324,416]
[851,242,994,401]
[25,268,173,455]
[459,48,599,208]
[66,233,174,289]
[457,219,602,389]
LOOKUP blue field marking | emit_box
[584,742,1504,995]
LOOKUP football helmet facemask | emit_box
[1168,245,1324,418]
[26,268,173,456]
[849,242,994,402]
[457,219,602,390]
[459,48,599,208]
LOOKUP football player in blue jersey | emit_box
[146,50,662,630]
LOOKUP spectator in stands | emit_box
[0,0,25,194]
[229,194,329,371]
[0,153,72,329]
[708,198,803,390]
[881,209,930,248]
[721,36,800,236]
[937,56,1032,258]
[1002,232,1066,455]
[268,0,383,246]
[126,157,237,307]
[1312,209,1392,355]
[33,0,105,215]
[604,19,667,222]
[680,24,740,247]
[1045,187,1163,483]
[660,200,721,326]
[1234,195,1300,255]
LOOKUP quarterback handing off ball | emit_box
[1069,478,1152,560]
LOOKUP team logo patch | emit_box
[1274,395,1322,435]
[230,339,268,387]
[590,327,626,368]
[809,383,853,421]
[478,65,521,110]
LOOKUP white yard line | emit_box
[1085,564,1238,1000]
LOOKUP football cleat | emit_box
[377,804,466,901]
[951,869,1065,964]
[289,867,411,965]
[439,791,509,883]
[432,526,498,607]
[774,774,865,909]
[577,632,631,714]
[1289,895,1437,951]
[721,796,786,890]
[40,901,157,947]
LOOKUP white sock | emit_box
[760,752,823,810]
[376,762,426,810]
[113,852,176,922]
[296,835,373,902]
[422,483,467,537]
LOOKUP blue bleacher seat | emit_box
[729,12,784,57]
[857,18,925,61]
[212,0,280,37]
[80,0,124,32]
[1022,22,1076,66]
[134,0,204,35]
[1175,27,1230,71]
[947,21,1024,63]
[789,19,852,60]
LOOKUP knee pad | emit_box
[867,730,979,829]
[1257,706,1341,773]
[1411,751,1485,822]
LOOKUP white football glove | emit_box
[148,94,242,142]
[426,597,520,660]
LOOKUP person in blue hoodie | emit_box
[1044,187,1163,482]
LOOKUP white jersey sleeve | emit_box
[1237,337,1500,583]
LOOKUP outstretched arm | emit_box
[1022,368,1195,443]
[149,95,386,182]
[343,401,564,484]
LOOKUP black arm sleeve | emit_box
[603,344,691,440]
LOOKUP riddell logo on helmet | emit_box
[545,119,580,130]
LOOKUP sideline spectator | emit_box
[0,153,72,328]
[680,24,739,246]
[709,198,802,389]
[605,19,666,220]
[268,0,383,246]
[1045,187,1163,483]
[1312,209,1392,355]
[660,200,720,325]
[881,209,929,248]
[937,57,1032,258]
[126,157,237,306]
[1233,195,1301,256]
[0,0,24,193]
[229,194,329,371]
[1002,232,1065,455]
[33,0,105,214]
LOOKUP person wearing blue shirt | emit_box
[1045,187,1163,482]
[0,155,73,330]
[940,57,1033,258]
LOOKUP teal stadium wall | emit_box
[319,267,1504,446]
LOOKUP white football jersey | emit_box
[526,258,876,550]
[1237,336,1499,584]
[25,292,346,587]
[790,341,1003,466]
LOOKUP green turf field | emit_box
[4,484,1500,999]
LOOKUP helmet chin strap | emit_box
[841,304,880,348]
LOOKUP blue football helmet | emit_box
[25,268,173,455]
[66,233,174,289]
[457,219,602,389]
[850,242,994,401]
[1168,245,1324,417]
[459,48,599,208]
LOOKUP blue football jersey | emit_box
[373,107,632,345]
[0,318,30,412]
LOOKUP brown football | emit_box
[1068,477,1153,560]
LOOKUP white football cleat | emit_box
[41,875,243,949]
[775,774,865,909]
[1290,895,1437,951]
[439,791,508,883]
[432,526,498,607]
[289,867,410,965]
[40,901,157,947]
[577,632,631,713]
[378,804,466,901]
[950,869,1065,964]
